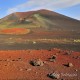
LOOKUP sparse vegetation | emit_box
[74,39,80,42]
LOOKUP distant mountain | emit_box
[0,9,80,31]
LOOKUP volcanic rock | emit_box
[30,59,44,66]
[68,63,73,67]
[49,55,57,62]
[51,55,57,59]
[48,72,60,79]
[65,51,71,55]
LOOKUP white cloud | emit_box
[7,0,80,14]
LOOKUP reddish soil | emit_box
[0,28,30,35]
[0,49,79,80]
[15,11,35,18]
[15,9,57,18]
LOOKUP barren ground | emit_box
[0,48,79,80]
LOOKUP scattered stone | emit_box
[43,61,47,64]
[33,41,36,44]
[30,59,44,66]
[26,68,31,71]
[49,55,57,62]
[49,59,56,62]
[48,72,60,79]
[12,60,15,61]
[75,69,78,72]
[64,63,73,67]
[18,58,22,60]
[65,51,71,55]
[51,55,57,59]
[68,63,73,67]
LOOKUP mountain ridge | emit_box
[0,9,80,31]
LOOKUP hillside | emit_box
[0,9,80,80]
[0,9,80,31]
[0,9,80,51]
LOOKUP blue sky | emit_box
[0,0,80,20]
[55,4,80,20]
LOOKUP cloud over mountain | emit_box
[7,0,80,14]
